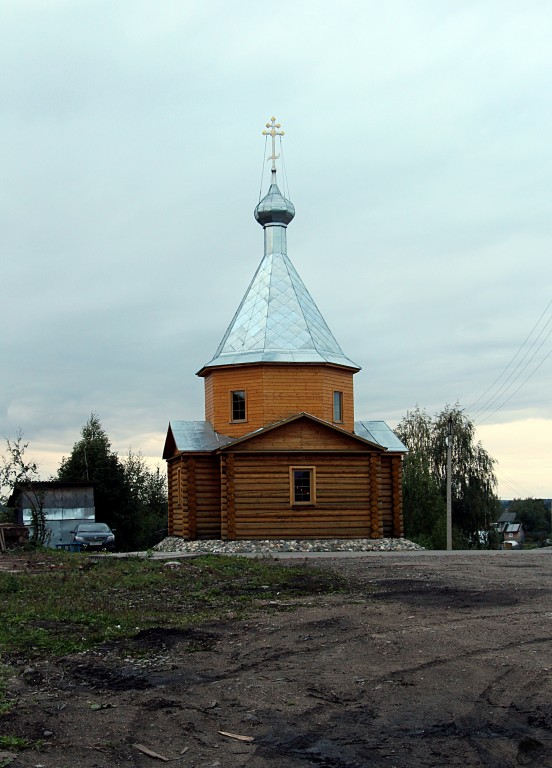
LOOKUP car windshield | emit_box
[77,523,110,533]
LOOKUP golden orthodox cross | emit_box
[262,116,285,172]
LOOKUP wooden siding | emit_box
[167,455,221,540]
[167,458,186,539]
[166,420,404,542]
[227,453,375,540]
[203,364,355,436]
[379,454,404,538]
[229,418,375,452]
[391,455,404,537]
[13,484,95,514]
[379,457,393,537]
[169,448,403,541]
[369,454,383,538]
[204,376,214,427]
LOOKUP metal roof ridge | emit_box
[278,252,344,356]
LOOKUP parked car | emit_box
[71,522,115,551]
[502,539,520,550]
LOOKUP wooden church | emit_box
[163,118,407,541]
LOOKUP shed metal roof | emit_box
[167,421,233,453]
[497,511,517,524]
[504,523,523,533]
[354,421,408,452]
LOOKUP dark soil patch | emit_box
[131,625,221,651]
[371,578,518,608]
[61,660,153,690]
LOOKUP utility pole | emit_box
[446,415,453,551]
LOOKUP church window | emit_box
[290,467,316,505]
[231,390,247,422]
[333,391,343,422]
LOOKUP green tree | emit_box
[434,405,499,546]
[121,448,168,548]
[395,407,446,548]
[396,405,499,548]
[57,414,135,548]
[506,498,551,542]
[58,414,168,551]
[0,432,48,544]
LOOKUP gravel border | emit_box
[153,536,424,556]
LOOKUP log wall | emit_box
[379,454,404,538]
[391,455,404,537]
[166,432,404,542]
[222,452,375,540]
[167,455,221,540]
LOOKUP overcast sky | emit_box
[1,0,551,499]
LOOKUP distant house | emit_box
[503,522,525,545]
[9,481,95,548]
[495,511,517,533]
[492,511,525,548]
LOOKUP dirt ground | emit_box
[3,550,552,768]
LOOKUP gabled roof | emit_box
[217,412,385,452]
[164,414,406,457]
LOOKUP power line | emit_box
[470,304,552,420]
[471,312,552,421]
[475,346,552,425]
[493,466,536,499]
[467,297,552,413]
[467,298,552,423]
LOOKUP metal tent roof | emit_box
[199,178,359,373]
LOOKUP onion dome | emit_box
[254,181,295,227]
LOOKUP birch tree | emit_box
[396,405,499,548]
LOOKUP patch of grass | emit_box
[0,575,20,596]
[0,667,13,716]
[0,553,345,664]
[0,735,32,749]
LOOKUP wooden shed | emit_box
[9,481,95,548]
[164,119,406,540]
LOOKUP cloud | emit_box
[1,1,551,497]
